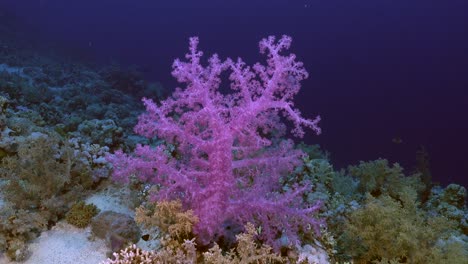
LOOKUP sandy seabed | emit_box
[0,185,138,264]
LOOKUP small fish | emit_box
[392,137,403,144]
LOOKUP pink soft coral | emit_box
[108,35,323,249]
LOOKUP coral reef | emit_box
[0,31,466,264]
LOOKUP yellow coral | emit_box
[65,201,100,228]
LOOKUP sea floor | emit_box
[0,184,140,264]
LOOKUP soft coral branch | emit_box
[108,35,322,249]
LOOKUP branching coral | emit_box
[105,200,286,264]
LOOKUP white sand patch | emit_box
[0,222,108,264]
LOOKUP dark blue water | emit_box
[2,0,467,187]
